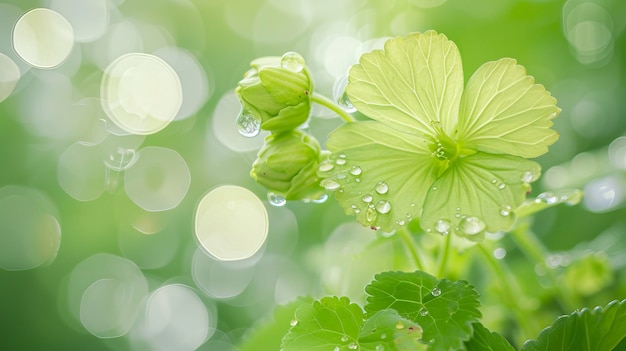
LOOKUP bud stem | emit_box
[310,93,356,123]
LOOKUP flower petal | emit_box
[421,152,541,238]
[456,58,560,158]
[347,31,464,138]
[321,121,439,232]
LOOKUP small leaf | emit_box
[239,297,313,351]
[464,323,516,351]
[421,152,541,237]
[365,271,481,351]
[360,310,428,351]
[515,188,583,218]
[457,58,560,158]
[321,121,439,232]
[521,299,626,351]
[347,31,464,138]
[282,296,364,351]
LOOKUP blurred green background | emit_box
[0,0,625,350]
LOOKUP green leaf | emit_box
[347,31,464,138]
[464,323,516,351]
[282,296,364,351]
[522,299,626,351]
[239,297,313,351]
[359,310,428,351]
[457,58,560,158]
[320,121,439,232]
[365,271,481,351]
[421,152,541,237]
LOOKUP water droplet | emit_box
[458,216,486,235]
[521,170,538,183]
[397,219,406,226]
[497,183,506,190]
[333,73,357,113]
[362,194,373,203]
[348,342,357,350]
[431,287,441,296]
[337,173,347,179]
[374,181,389,194]
[338,153,346,158]
[491,179,497,184]
[380,333,387,339]
[267,192,286,206]
[312,193,328,204]
[455,207,461,211]
[355,178,361,183]
[366,207,377,222]
[336,158,347,166]
[434,219,451,235]
[354,208,361,214]
[536,192,558,204]
[375,345,385,351]
[334,347,340,351]
[290,319,298,327]
[341,335,349,342]
[431,186,438,191]
[500,205,512,216]
[395,321,404,329]
[493,247,506,259]
[318,162,334,172]
[565,189,583,205]
[350,166,362,176]
[375,200,391,214]
[280,51,305,72]
[236,110,261,137]
[419,307,429,316]
[321,179,341,190]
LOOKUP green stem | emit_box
[397,227,425,271]
[477,244,535,340]
[436,233,452,278]
[510,222,578,311]
[310,94,356,123]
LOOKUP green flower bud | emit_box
[236,52,313,133]
[251,130,326,201]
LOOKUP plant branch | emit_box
[310,93,355,123]
[397,227,425,271]
[436,233,452,278]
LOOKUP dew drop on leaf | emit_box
[236,110,260,137]
[419,307,429,316]
[458,216,486,235]
[521,171,536,183]
[349,166,362,176]
[380,332,387,339]
[333,73,357,113]
[499,205,512,216]
[290,319,298,327]
[318,162,334,172]
[311,193,329,204]
[321,179,341,190]
[334,347,340,351]
[267,192,286,207]
[434,219,451,235]
[497,183,506,190]
[374,181,389,194]
[431,287,441,296]
[341,335,349,342]
[366,207,377,222]
[348,342,357,350]
[336,158,347,165]
[280,51,305,72]
[536,192,558,204]
[375,200,391,214]
[375,345,385,351]
[362,194,373,203]
[395,321,405,330]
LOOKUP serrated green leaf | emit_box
[347,30,463,138]
[282,296,364,351]
[522,299,626,351]
[321,121,439,232]
[421,152,541,237]
[360,310,428,351]
[464,323,516,351]
[239,297,313,351]
[365,271,481,351]
[457,58,560,158]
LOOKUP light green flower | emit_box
[236,53,313,133]
[251,130,326,201]
[319,31,560,238]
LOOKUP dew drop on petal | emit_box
[280,51,305,72]
[267,192,286,207]
[375,200,391,214]
[434,219,451,235]
[431,287,441,296]
[236,110,261,137]
[349,166,362,176]
[374,181,389,194]
[458,216,486,235]
[395,321,404,330]
[321,179,341,191]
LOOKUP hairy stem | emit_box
[477,244,535,341]
[397,227,425,271]
[310,94,355,123]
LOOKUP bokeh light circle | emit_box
[0,185,61,271]
[191,248,256,299]
[57,142,106,201]
[12,8,74,68]
[0,53,20,102]
[195,185,269,261]
[124,146,191,212]
[101,53,182,135]
[48,0,109,43]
